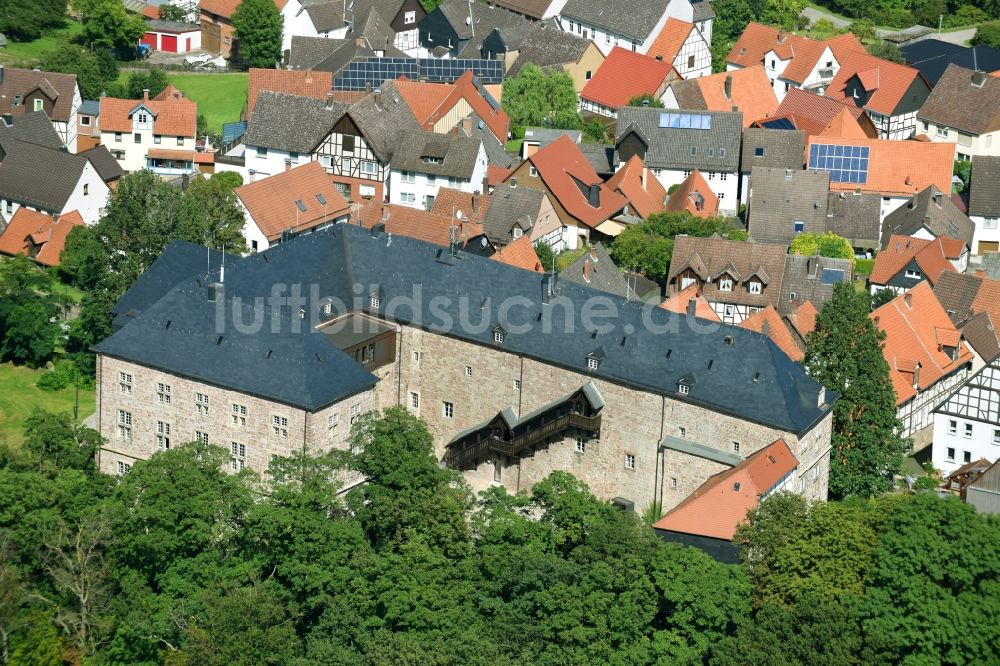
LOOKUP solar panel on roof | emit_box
[658,111,711,130]
[333,57,503,91]
[762,117,795,130]
[821,268,846,285]
[807,144,869,184]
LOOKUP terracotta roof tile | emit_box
[870,234,958,286]
[605,155,667,220]
[786,299,818,339]
[664,169,718,218]
[395,79,454,126]
[200,0,286,19]
[99,93,196,137]
[521,135,627,228]
[825,50,927,116]
[491,234,543,272]
[771,87,875,138]
[355,199,473,248]
[739,305,804,361]
[653,439,798,540]
[396,72,510,144]
[805,135,953,197]
[580,47,675,110]
[825,32,867,62]
[871,281,974,404]
[488,164,514,187]
[430,187,490,225]
[658,283,721,321]
[0,208,84,267]
[727,23,841,84]
[247,69,333,119]
[689,66,778,128]
[648,18,694,63]
[234,162,350,240]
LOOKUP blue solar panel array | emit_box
[821,268,847,285]
[221,121,247,146]
[334,58,504,91]
[761,117,795,130]
[807,144,870,184]
[658,112,712,130]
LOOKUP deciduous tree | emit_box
[232,0,283,68]
[502,64,581,136]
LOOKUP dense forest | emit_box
[1,406,998,665]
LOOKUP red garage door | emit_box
[161,34,178,52]
[140,33,157,49]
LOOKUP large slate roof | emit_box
[390,129,483,179]
[243,91,346,153]
[560,0,670,42]
[97,225,833,432]
[901,39,1000,86]
[880,185,976,249]
[288,35,351,70]
[740,128,805,173]
[347,81,421,163]
[482,182,545,244]
[507,23,594,77]
[826,191,881,249]
[558,242,632,298]
[0,139,87,211]
[917,64,1000,136]
[747,166,830,246]
[615,107,742,172]
[969,156,1000,217]
[459,113,518,168]
[0,110,64,149]
[80,145,124,182]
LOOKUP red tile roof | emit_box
[605,155,667,220]
[395,79,454,126]
[824,32,867,62]
[201,0,287,20]
[664,169,718,218]
[768,87,875,138]
[520,135,627,228]
[870,235,959,286]
[825,50,927,116]
[430,187,490,225]
[234,161,350,240]
[739,305,804,361]
[488,165,515,187]
[786,299,818,339]
[689,66,778,127]
[152,84,184,101]
[246,69,333,119]
[395,72,510,143]
[658,283,721,321]
[871,281,974,404]
[0,208,84,267]
[580,47,675,110]
[99,92,197,136]
[356,199,475,248]
[648,18,695,64]
[491,234,543,272]
[653,439,798,540]
[142,4,160,19]
[727,23,850,84]
[805,135,954,197]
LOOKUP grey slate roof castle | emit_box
[96,225,834,434]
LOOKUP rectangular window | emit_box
[625,453,636,469]
[289,151,299,163]
[670,477,677,488]
[985,218,998,230]
[905,270,921,279]
[81,115,91,126]
[948,419,957,435]
[328,413,339,435]
[177,135,184,146]
[575,437,585,453]
[195,392,209,415]
[410,392,420,409]
[154,134,162,145]
[404,10,415,23]
[272,415,289,438]
[119,371,133,395]
[994,429,1000,444]
[465,366,472,378]
[257,146,268,158]
[195,430,209,445]
[679,384,690,395]
[718,277,733,291]
[964,450,972,463]
[413,350,421,363]
[117,461,131,474]
[361,161,377,175]
[134,133,141,143]
[115,132,122,142]
[513,379,521,390]
[749,281,762,294]
[230,441,246,471]
[587,357,599,369]
[400,170,415,183]
[529,166,538,177]
[156,421,171,450]
[117,409,132,440]
[946,447,955,461]
[794,221,805,233]
[342,134,355,152]
[443,401,454,419]
[231,403,247,428]
[400,192,415,204]
[754,147,764,156]
[494,330,504,343]
[964,423,973,438]
[732,441,740,454]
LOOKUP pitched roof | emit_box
[489,0,557,19]
[668,236,789,310]
[786,299,818,340]
[99,93,197,136]
[287,36,351,71]
[778,254,853,316]
[933,270,1000,329]
[98,225,834,432]
[747,166,830,245]
[457,112,519,169]
[648,18,696,63]
[667,66,778,128]
[740,127,806,172]
[482,182,544,244]
[805,135,954,198]
[0,208,84,267]
[356,199,472,248]
[664,169,718,218]
[0,109,64,149]
[346,81,422,162]
[871,281,974,404]
[653,439,798,540]
[246,68,334,119]
[558,243,631,298]
[825,50,927,116]
[397,70,510,143]
[522,135,627,229]
[390,130,483,180]
[560,0,670,42]
[605,155,667,220]
[880,185,976,248]
[769,87,874,137]
[0,67,79,123]
[243,91,343,153]
[740,305,804,361]
[506,23,597,77]
[826,190,881,249]
[917,64,1000,136]
[430,187,489,226]
[870,235,956,286]
[615,106,742,172]
[491,234,543,272]
[0,139,91,212]
[303,1,350,32]
[968,155,1000,217]
[958,311,1000,362]
[80,145,125,183]
[658,283,721,321]
[152,84,183,101]
[435,0,532,58]
[901,39,1000,86]
[199,0,243,19]
[726,23,851,84]
[234,161,350,240]
[580,47,675,110]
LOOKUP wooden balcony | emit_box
[446,412,602,470]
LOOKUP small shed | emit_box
[141,20,201,53]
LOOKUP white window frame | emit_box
[624,453,636,469]
[195,392,209,415]
[404,10,416,24]
[231,403,247,428]
[443,401,454,419]
[410,391,420,410]
[575,437,585,454]
[156,421,171,450]
[718,276,733,291]
[272,415,289,438]
[749,281,762,295]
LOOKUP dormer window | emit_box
[370,295,380,309]
[423,156,443,165]
[679,383,690,395]
[718,276,733,291]
[33,99,44,112]
[587,357,599,370]
[748,281,762,294]
[493,327,505,343]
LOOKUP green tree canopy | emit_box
[805,282,909,498]
[0,0,66,41]
[628,93,665,108]
[126,68,170,99]
[501,63,581,136]
[973,21,1000,48]
[232,0,283,68]
[0,256,60,368]
[789,232,855,260]
[39,44,119,100]
[79,0,146,56]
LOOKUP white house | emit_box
[968,156,1000,256]
[647,17,711,79]
[932,354,1000,475]
[558,0,693,57]
[388,130,486,210]
[98,90,198,175]
[917,66,1000,162]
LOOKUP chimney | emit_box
[724,74,733,100]
[589,245,599,262]
[641,166,647,189]
[284,158,292,172]
[365,82,373,94]
[583,259,591,281]
[778,31,787,43]
[142,89,150,101]
[381,204,390,221]
[587,183,600,207]
[972,70,987,87]
[248,169,256,184]
[687,298,697,316]
[912,362,921,388]
[461,116,473,136]
[326,91,334,111]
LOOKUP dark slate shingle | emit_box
[740,128,806,173]
[560,0,670,42]
[390,129,483,179]
[969,155,1000,217]
[615,107,742,172]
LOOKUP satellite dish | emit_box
[480,237,489,248]
[456,209,464,220]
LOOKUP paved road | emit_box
[800,6,978,46]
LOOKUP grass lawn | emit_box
[0,20,85,64]
[0,363,96,448]
[167,72,248,133]
[505,138,523,155]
